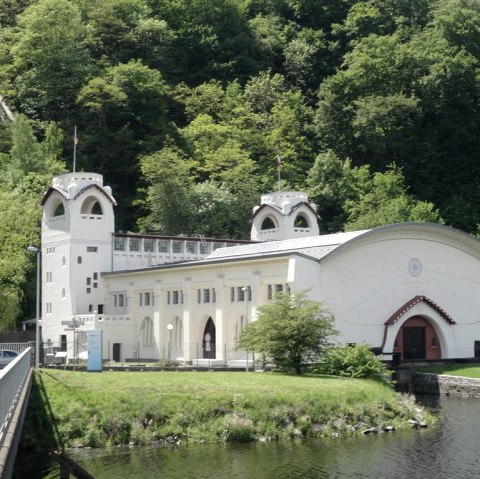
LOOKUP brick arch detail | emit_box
[381,295,455,352]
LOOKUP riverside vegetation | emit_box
[27,370,433,450]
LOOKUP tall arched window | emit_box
[294,213,309,228]
[81,196,103,215]
[261,216,277,230]
[141,317,154,347]
[173,317,183,349]
[53,201,65,217]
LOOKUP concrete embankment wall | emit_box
[397,370,480,396]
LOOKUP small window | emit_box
[186,242,196,254]
[212,288,216,303]
[98,304,104,314]
[61,256,66,266]
[237,287,245,302]
[144,292,150,306]
[86,277,91,285]
[86,288,91,294]
[144,239,155,252]
[129,239,140,252]
[159,240,169,253]
[167,291,171,305]
[88,304,93,312]
[267,285,273,301]
[87,246,98,252]
[118,294,124,307]
[197,289,201,304]
[93,272,98,280]
[204,289,210,303]
[114,238,125,251]
[231,287,235,302]
[93,283,98,288]
[61,288,66,298]
[172,241,182,253]
[77,256,82,264]
[172,291,179,304]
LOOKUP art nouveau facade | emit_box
[39,172,480,364]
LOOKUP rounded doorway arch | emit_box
[202,317,216,359]
[393,316,442,360]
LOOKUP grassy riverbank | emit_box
[415,364,480,378]
[29,370,431,450]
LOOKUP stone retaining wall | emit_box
[412,372,480,396]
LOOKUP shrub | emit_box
[222,414,255,442]
[312,343,389,381]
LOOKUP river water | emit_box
[18,395,480,479]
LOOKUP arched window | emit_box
[141,317,154,347]
[173,317,183,349]
[234,315,248,339]
[81,196,103,215]
[261,216,277,230]
[294,213,309,228]
[53,201,65,217]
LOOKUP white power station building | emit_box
[40,172,480,365]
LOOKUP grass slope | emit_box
[415,364,480,378]
[29,370,430,449]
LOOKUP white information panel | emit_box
[87,330,103,372]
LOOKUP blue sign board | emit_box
[87,330,103,372]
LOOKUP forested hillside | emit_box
[0,0,479,329]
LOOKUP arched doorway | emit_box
[202,317,216,359]
[394,316,442,360]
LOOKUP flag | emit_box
[276,155,281,169]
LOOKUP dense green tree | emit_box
[315,11,480,230]
[343,164,444,231]
[307,150,370,232]
[77,60,170,229]
[11,0,93,120]
[0,117,65,330]
[236,290,338,374]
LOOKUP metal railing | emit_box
[0,344,31,354]
[0,348,32,442]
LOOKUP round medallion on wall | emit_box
[408,258,422,277]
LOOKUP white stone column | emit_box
[182,278,193,362]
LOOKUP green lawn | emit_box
[415,364,480,378]
[29,369,431,449]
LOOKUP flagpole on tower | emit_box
[73,126,78,173]
[276,155,282,192]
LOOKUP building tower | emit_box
[250,191,320,242]
[40,173,116,349]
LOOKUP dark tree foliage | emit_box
[2,0,480,328]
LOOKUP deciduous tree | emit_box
[236,290,337,374]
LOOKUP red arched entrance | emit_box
[394,316,441,360]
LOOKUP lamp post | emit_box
[167,323,173,365]
[242,286,249,372]
[27,245,40,369]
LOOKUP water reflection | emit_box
[18,396,480,479]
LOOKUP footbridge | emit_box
[0,349,32,479]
